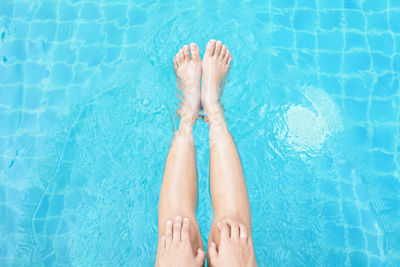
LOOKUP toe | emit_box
[239,224,248,241]
[190,43,201,61]
[174,54,179,66]
[179,49,184,62]
[227,54,232,65]
[173,216,182,242]
[166,220,173,246]
[217,222,230,240]
[181,217,190,242]
[248,235,254,248]
[160,236,166,254]
[228,220,240,239]
[183,45,190,60]
[220,45,227,58]
[215,41,222,55]
[208,242,218,264]
[195,248,206,266]
[205,39,217,56]
[173,56,178,69]
[224,49,230,63]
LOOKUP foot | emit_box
[201,40,232,115]
[208,221,257,267]
[173,44,202,120]
[156,217,206,267]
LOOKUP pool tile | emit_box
[103,23,124,45]
[24,86,43,109]
[78,45,105,66]
[297,0,316,8]
[318,52,341,74]
[389,10,400,33]
[345,32,367,50]
[53,43,77,64]
[293,9,317,31]
[13,2,34,19]
[271,0,295,8]
[0,84,23,108]
[59,2,79,21]
[366,13,388,32]
[46,218,60,235]
[370,99,397,123]
[128,8,148,25]
[371,150,395,172]
[0,111,19,135]
[296,31,316,50]
[80,2,100,20]
[368,33,394,55]
[103,4,128,26]
[76,22,104,44]
[34,219,45,234]
[104,47,121,63]
[324,222,345,248]
[344,100,368,122]
[24,63,49,84]
[362,0,387,12]
[49,63,73,86]
[36,195,50,219]
[319,10,343,30]
[318,0,343,9]
[344,77,370,98]
[27,41,50,60]
[349,251,368,267]
[321,201,341,219]
[318,31,344,51]
[272,12,292,28]
[373,126,397,151]
[344,51,371,73]
[9,20,30,39]
[35,1,57,20]
[0,1,13,17]
[29,21,57,41]
[344,10,365,30]
[1,39,27,62]
[271,29,294,48]
[21,112,37,129]
[326,250,346,266]
[39,110,58,133]
[348,227,366,249]
[297,51,316,72]
[371,53,391,74]
[366,233,381,255]
[46,89,66,107]
[343,201,361,226]
[56,22,75,42]
[49,195,64,217]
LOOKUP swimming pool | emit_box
[1,0,399,266]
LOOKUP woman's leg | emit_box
[155,44,205,266]
[201,40,257,266]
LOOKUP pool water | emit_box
[1,0,399,266]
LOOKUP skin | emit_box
[155,40,257,267]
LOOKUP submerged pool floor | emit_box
[0,0,399,266]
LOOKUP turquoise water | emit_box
[1,0,399,266]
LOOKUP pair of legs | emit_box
[155,40,257,267]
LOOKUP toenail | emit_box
[184,218,189,223]
[167,220,172,224]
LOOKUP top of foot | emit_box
[201,40,232,115]
[156,217,205,267]
[173,44,202,118]
[208,220,257,267]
